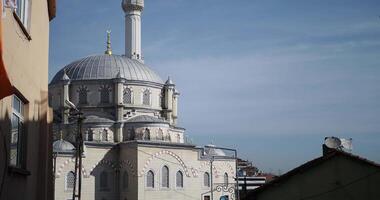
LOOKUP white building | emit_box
[50,1,236,200]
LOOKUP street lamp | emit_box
[65,100,85,200]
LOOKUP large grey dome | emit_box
[50,54,163,85]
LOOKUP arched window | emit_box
[176,171,183,188]
[78,86,89,105]
[162,166,169,188]
[88,129,93,141]
[66,171,75,190]
[100,171,108,189]
[224,173,228,186]
[142,89,150,106]
[157,129,164,141]
[147,170,154,188]
[204,172,210,187]
[123,171,129,189]
[123,88,132,104]
[143,128,150,140]
[102,129,108,141]
[99,85,110,104]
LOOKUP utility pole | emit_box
[66,100,85,200]
[210,156,214,200]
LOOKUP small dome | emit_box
[126,115,168,124]
[50,55,163,85]
[53,139,75,152]
[83,115,115,124]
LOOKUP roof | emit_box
[47,0,56,20]
[126,115,168,124]
[50,54,163,85]
[83,115,115,124]
[248,148,380,197]
[53,139,75,152]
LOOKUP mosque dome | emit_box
[53,139,75,153]
[50,54,163,85]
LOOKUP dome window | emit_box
[123,88,132,104]
[142,89,150,106]
[99,85,111,104]
[77,86,89,105]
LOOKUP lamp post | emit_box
[65,100,85,200]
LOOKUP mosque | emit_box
[49,0,236,200]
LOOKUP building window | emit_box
[204,172,210,187]
[146,170,154,188]
[224,173,228,185]
[78,86,89,105]
[10,95,25,168]
[66,171,75,190]
[100,171,108,190]
[15,0,30,27]
[99,85,111,104]
[157,129,164,141]
[123,88,132,104]
[161,166,169,188]
[123,171,129,189]
[143,128,150,140]
[203,196,210,200]
[87,129,94,141]
[176,171,183,188]
[142,89,150,106]
[102,129,108,141]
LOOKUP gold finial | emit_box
[60,130,63,140]
[105,30,112,55]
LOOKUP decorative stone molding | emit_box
[139,150,190,177]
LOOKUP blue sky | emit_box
[49,0,380,173]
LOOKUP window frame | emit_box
[161,165,170,189]
[204,172,210,187]
[175,170,184,189]
[123,87,133,104]
[224,173,229,186]
[65,171,75,191]
[142,89,151,106]
[146,170,155,189]
[13,0,32,40]
[9,94,27,169]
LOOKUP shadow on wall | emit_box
[91,146,120,200]
[0,110,53,200]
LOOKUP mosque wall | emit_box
[136,145,237,200]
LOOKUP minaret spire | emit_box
[105,30,112,55]
[122,0,144,61]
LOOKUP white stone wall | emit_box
[136,145,236,200]
[54,144,236,200]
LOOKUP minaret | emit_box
[61,69,70,124]
[122,0,144,61]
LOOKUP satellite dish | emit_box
[340,138,353,151]
[324,137,341,149]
